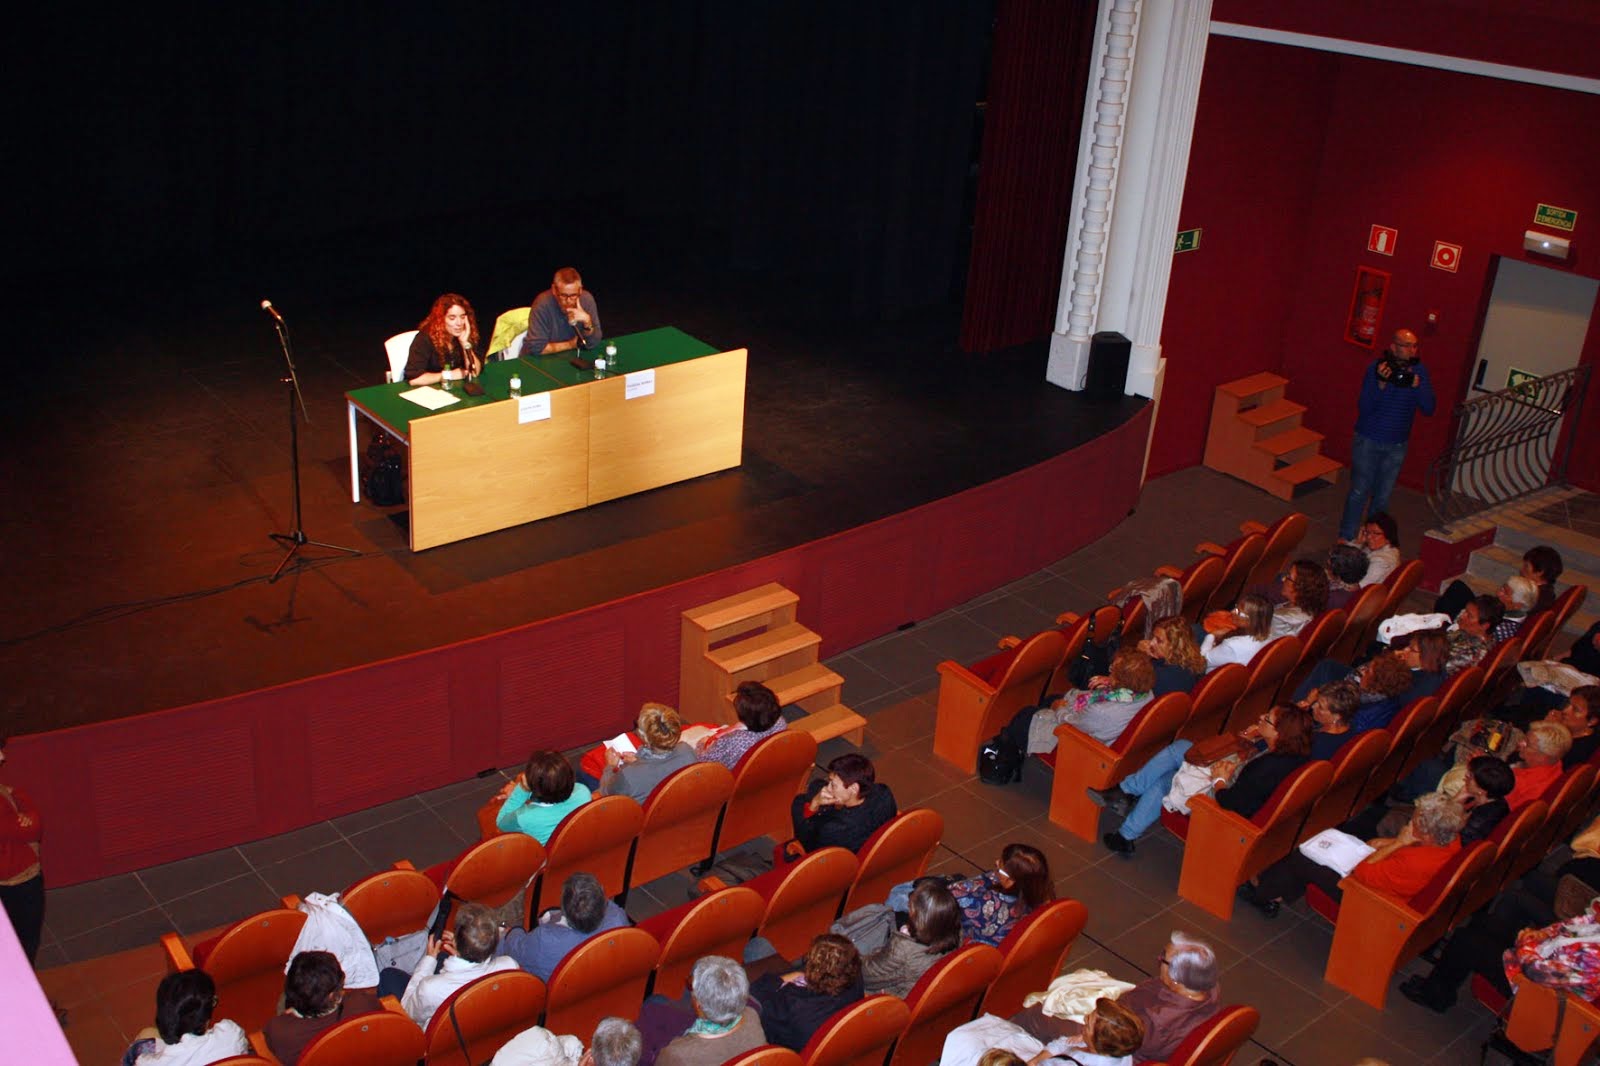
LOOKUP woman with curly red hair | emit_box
[404,294,482,385]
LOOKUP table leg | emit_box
[347,401,361,503]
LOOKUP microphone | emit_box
[260,299,284,323]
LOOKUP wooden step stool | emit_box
[725,661,867,745]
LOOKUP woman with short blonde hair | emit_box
[600,702,695,805]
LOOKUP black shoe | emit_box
[1398,975,1455,1014]
[1236,883,1279,918]
[1102,832,1135,855]
[1087,786,1134,817]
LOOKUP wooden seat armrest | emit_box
[160,931,196,971]
[697,875,730,895]
[1053,724,1120,787]
[249,1030,280,1062]
[1055,611,1082,626]
[1154,565,1184,580]
[1195,541,1229,557]
[392,859,417,871]
[381,995,406,1014]
[998,635,1021,650]
[1332,876,1423,931]
[1177,795,1265,919]
[281,894,301,910]
[1239,520,1269,535]
[1185,794,1261,843]
[936,659,997,694]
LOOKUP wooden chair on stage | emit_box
[161,907,307,1035]
[799,995,910,1066]
[1145,1003,1261,1066]
[842,808,944,914]
[934,628,1070,772]
[1316,839,1494,1008]
[749,847,860,960]
[487,307,531,359]
[540,926,660,1042]
[298,1007,425,1066]
[424,969,547,1066]
[1281,608,1346,699]
[708,730,818,863]
[1299,728,1389,839]
[636,886,765,999]
[1046,691,1191,842]
[1325,584,1386,665]
[383,331,418,383]
[1221,634,1302,734]
[1155,554,1226,623]
[977,899,1090,1019]
[886,944,1004,1066]
[1171,760,1334,920]
[526,795,643,922]
[625,761,734,897]
[1178,664,1248,742]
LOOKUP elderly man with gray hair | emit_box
[653,956,767,1066]
[1010,931,1220,1061]
[585,1018,643,1066]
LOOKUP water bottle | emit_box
[605,341,619,372]
[509,374,522,398]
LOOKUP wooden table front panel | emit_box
[408,387,591,550]
[585,348,748,506]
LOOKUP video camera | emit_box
[1381,351,1417,388]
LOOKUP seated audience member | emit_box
[494,749,591,844]
[791,752,897,854]
[586,1018,645,1066]
[1240,791,1467,917]
[500,871,630,981]
[1505,721,1571,810]
[601,703,695,804]
[1443,595,1501,676]
[943,997,1145,1066]
[1491,576,1538,644]
[862,878,961,997]
[1199,594,1274,670]
[1454,755,1515,844]
[264,951,382,1066]
[1522,545,1565,612]
[1394,699,1582,804]
[1325,543,1369,610]
[1304,679,1361,760]
[390,902,517,1028]
[1270,559,1330,639]
[125,970,248,1066]
[1011,648,1157,755]
[1355,512,1401,587]
[655,956,767,1066]
[1095,704,1315,856]
[1012,932,1221,1063]
[1553,686,1600,766]
[405,293,483,386]
[945,843,1054,946]
[1564,620,1600,678]
[1346,652,1418,732]
[1393,628,1449,698]
[695,681,787,770]
[1137,616,1208,696]
[749,933,864,1050]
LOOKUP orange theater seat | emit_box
[299,1004,426,1066]
[1326,584,1386,665]
[627,760,734,894]
[1237,513,1309,589]
[886,943,1003,1066]
[541,926,660,1045]
[1299,729,1389,838]
[526,795,643,923]
[1354,696,1439,813]
[637,886,765,999]
[977,899,1089,1019]
[1045,691,1190,842]
[710,730,819,861]
[1145,1003,1260,1066]
[799,994,911,1066]
[340,862,441,946]
[1194,532,1266,614]
[424,969,546,1066]
[445,834,546,922]
[933,628,1070,772]
[724,1047,805,1066]
[160,907,307,1035]
[842,808,944,914]
[1155,554,1225,624]
[1220,634,1301,734]
[1178,664,1248,742]
[1281,608,1346,698]
[745,847,860,961]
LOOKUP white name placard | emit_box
[517,393,552,424]
[624,369,656,400]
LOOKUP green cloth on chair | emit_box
[489,307,530,356]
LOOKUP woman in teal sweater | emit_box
[493,750,591,843]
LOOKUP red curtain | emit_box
[960,0,1099,353]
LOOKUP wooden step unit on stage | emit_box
[681,583,866,743]
[1203,372,1342,500]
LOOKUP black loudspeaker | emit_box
[1083,331,1132,403]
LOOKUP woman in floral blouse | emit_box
[945,843,1053,946]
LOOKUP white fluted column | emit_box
[1047,0,1212,399]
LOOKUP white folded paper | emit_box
[603,733,637,755]
[1297,828,1375,877]
[399,386,459,410]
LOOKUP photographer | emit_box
[1338,328,1435,543]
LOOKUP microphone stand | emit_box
[263,306,360,583]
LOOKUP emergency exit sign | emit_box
[1174,228,1202,253]
[1534,204,1577,232]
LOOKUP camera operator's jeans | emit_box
[1340,433,1408,540]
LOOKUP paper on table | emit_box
[624,369,656,399]
[1297,828,1375,877]
[518,393,552,424]
[603,733,637,755]
[399,386,460,410]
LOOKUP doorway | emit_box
[1469,257,1597,397]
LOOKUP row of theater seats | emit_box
[932,511,1595,1014]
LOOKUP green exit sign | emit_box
[1507,368,1539,395]
[1175,228,1202,254]
[1534,204,1577,232]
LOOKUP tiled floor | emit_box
[34,467,1549,1065]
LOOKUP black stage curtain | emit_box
[18,3,991,322]
[958,0,1098,353]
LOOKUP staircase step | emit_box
[683,582,798,635]
[1218,372,1289,400]
[729,662,843,710]
[789,703,867,745]
[1273,454,1343,486]
[1254,426,1325,457]
[1238,398,1307,430]
[705,621,821,676]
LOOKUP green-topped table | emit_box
[346,327,747,550]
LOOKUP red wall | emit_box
[1155,35,1600,491]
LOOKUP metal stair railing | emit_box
[1426,364,1591,527]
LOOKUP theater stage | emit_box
[3,234,1149,884]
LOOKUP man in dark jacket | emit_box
[790,753,897,854]
[1339,328,1435,541]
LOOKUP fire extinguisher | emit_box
[1351,285,1382,345]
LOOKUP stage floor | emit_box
[4,237,1145,735]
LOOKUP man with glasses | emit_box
[1339,327,1434,543]
[524,266,603,355]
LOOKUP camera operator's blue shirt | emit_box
[1354,357,1436,444]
